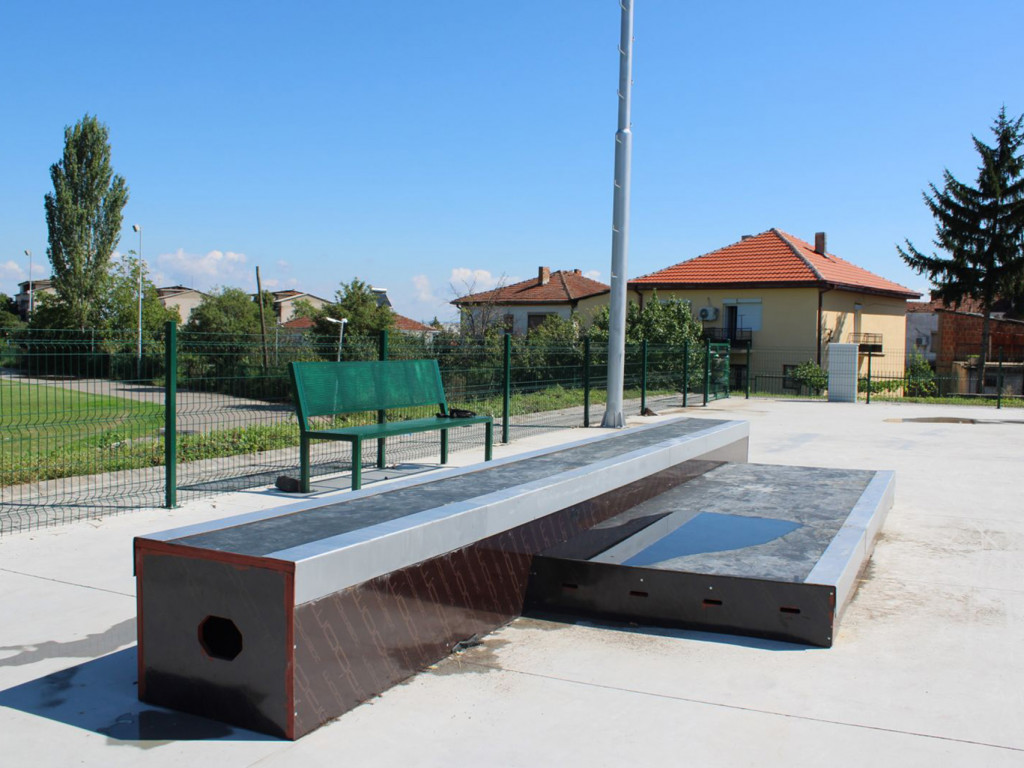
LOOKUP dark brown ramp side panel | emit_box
[289,463,715,736]
[135,542,295,738]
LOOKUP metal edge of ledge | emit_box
[137,416,742,543]
[805,469,895,617]
[282,421,749,605]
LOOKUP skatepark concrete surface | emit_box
[1,398,1022,767]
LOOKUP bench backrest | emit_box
[289,359,448,428]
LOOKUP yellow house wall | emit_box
[630,286,820,348]
[821,290,908,375]
[574,293,611,326]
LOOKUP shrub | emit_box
[791,360,827,395]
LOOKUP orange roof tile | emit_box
[452,269,610,306]
[281,316,315,329]
[394,314,436,332]
[630,229,920,299]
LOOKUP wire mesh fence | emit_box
[19,326,1023,534]
[2,327,730,533]
[7,323,1024,534]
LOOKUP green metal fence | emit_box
[746,344,1024,406]
[1,326,727,533]
[8,324,1023,534]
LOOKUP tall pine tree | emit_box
[44,115,129,329]
[898,108,1024,394]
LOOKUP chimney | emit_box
[815,232,827,255]
[538,266,550,285]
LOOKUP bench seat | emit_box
[290,359,493,492]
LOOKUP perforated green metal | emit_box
[290,360,447,428]
[289,359,493,492]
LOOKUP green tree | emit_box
[44,115,130,329]
[311,278,395,358]
[104,253,179,335]
[0,293,22,328]
[898,108,1024,393]
[904,351,938,397]
[588,294,703,346]
[183,287,264,336]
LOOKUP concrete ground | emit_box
[1,398,1022,766]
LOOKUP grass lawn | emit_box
[0,380,164,485]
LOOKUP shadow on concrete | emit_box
[0,647,278,742]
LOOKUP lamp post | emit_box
[23,249,33,318]
[133,224,143,379]
[601,0,635,428]
[325,317,348,362]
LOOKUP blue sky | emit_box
[3,1,1023,322]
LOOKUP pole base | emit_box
[601,410,625,428]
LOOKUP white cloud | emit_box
[584,270,602,281]
[276,260,290,270]
[412,274,435,302]
[155,248,250,290]
[1,260,27,289]
[448,268,510,294]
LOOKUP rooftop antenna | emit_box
[602,0,635,428]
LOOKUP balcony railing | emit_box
[849,333,883,353]
[703,327,752,344]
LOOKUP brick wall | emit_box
[936,311,1024,372]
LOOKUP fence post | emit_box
[640,338,648,413]
[502,332,511,443]
[745,339,752,399]
[997,347,1004,409]
[164,321,177,509]
[377,330,389,468]
[583,336,591,428]
[866,353,872,405]
[682,340,689,408]
[703,339,711,406]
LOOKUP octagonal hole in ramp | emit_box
[198,616,243,661]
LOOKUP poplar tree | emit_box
[899,108,1024,393]
[44,114,129,329]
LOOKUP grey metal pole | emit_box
[601,0,635,429]
[326,317,347,361]
[24,250,33,317]
[133,225,143,379]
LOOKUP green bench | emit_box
[289,359,494,492]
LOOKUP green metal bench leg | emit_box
[485,422,493,461]
[440,428,449,464]
[300,434,311,493]
[352,437,363,491]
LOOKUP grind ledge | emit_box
[134,416,749,738]
[526,462,894,647]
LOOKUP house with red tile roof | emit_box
[630,229,920,389]
[281,312,437,338]
[452,267,610,335]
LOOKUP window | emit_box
[527,313,552,331]
[782,364,798,391]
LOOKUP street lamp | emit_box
[23,250,33,317]
[133,224,143,379]
[324,317,348,362]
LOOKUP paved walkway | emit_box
[1,399,1022,766]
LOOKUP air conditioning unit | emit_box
[697,306,719,322]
